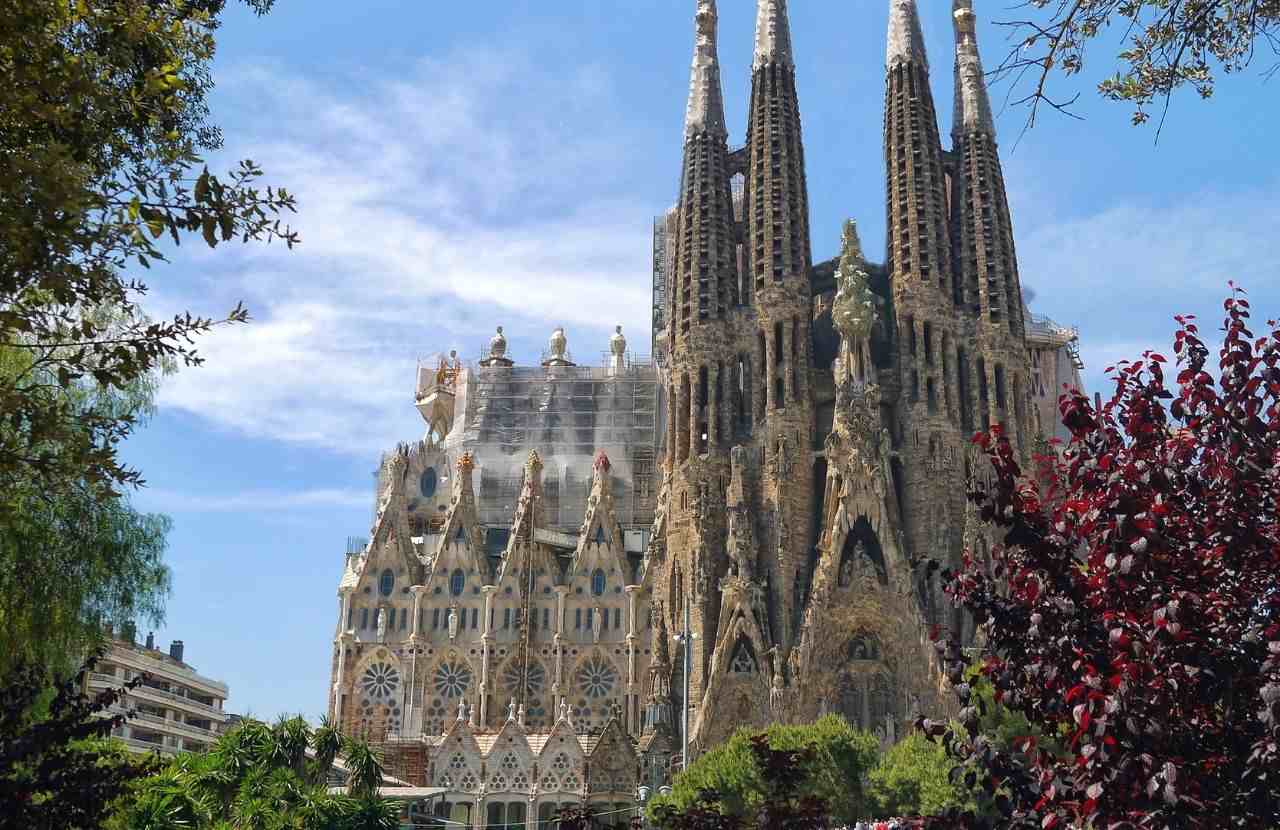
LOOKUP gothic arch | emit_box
[837,517,888,587]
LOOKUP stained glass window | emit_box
[591,568,606,596]
[420,467,438,498]
[450,569,465,596]
[379,569,394,597]
[576,654,618,699]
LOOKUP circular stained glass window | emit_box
[361,662,400,700]
[421,467,438,498]
[434,659,473,699]
[575,654,618,699]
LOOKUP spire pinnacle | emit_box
[886,0,928,71]
[753,0,793,71]
[953,0,995,136]
[685,0,727,139]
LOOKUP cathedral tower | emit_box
[882,0,969,581]
[950,0,1034,453]
[661,0,737,710]
[744,0,814,660]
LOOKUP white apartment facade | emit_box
[87,635,230,756]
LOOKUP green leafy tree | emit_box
[117,715,399,830]
[867,733,970,819]
[0,0,296,503]
[647,716,879,828]
[991,0,1280,129]
[0,310,172,676]
[0,656,158,830]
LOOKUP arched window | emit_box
[379,569,395,597]
[591,568,606,597]
[450,569,465,597]
[420,467,438,498]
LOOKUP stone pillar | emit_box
[765,330,777,411]
[707,364,720,450]
[783,319,795,402]
[689,366,702,457]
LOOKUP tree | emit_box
[647,716,879,828]
[0,655,158,830]
[921,289,1280,827]
[867,733,971,819]
[117,715,400,830]
[0,0,296,503]
[0,309,172,676]
[992,0,1280,130]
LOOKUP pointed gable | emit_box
[362,444,423,583]
[570,451,628,582]
[433,452,486,576]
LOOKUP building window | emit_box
[346,605,353,629]
[450,569,465,597]
[614,608,623,630]
[420,467,438,498]
[386,608,396,630]
[586,608,594,631]
[575,609,582,630]
[503,609,512,629]
[433,608,441,630]
[360,607,369,629]
[591,568,606,596]
[379,569,394,597]
[543,608,551,631]
[470,608,478,629]
[399,609,408,631]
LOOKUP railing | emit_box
[132,683,225,717]
[107,648,228,696]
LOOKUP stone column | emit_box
[783,319,795,402]
[689,366,702,457]
[481,586,497,725]
[707,364,719,450]
[765,330,776,411]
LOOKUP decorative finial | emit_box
[886,0,929,71]
[456,451,475,474]
[490,326,507,358]
[952,0,995,136]
[753,0,794,71]
[526,449,543,474]
[685,0,727,139]
[594,450,611,473]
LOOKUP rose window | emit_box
[575,654,618,699]
[459,771,478,792]
[500,658,547,724]
[540,771,559,791]
[361,662,400,700]
[433,659,473,699]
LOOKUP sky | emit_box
[121,0,1280,722]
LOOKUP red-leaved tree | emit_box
[921,290,1280,828]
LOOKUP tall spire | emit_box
[886,0,928,70]
[952,0,994,137]
[753,0,793,71]
[685,0,727,139]
[883,0,953,303]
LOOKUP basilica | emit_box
[326,0,1085,821]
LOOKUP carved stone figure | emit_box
[507,698,517,722]
[447,606,459,640]
[376,608,387,641]
[592,607,603,643]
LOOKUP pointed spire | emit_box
[753,0,793,70]
[685,0,727,139]
[886,0,929,70]
[952,0,995,137]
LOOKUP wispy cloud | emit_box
[155,48,661,456]
[1015,185,1280,393]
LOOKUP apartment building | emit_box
[88,633,230,756]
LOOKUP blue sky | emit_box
[121,0,1280,721]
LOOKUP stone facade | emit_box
[327,0,1086,808]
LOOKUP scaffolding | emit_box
[454,356,661,534]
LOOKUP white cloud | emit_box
[138,486,371,513]
[1015,185,1280,393]
[155,49,661,456]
